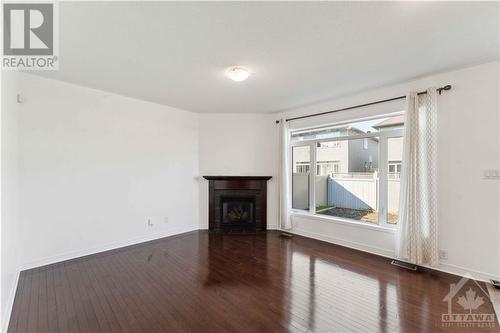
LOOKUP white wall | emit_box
[17,74,200,269]
[1,71,20,332]
[281,61,500,281]
[198,114,279,229]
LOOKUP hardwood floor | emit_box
[8,231,499,333]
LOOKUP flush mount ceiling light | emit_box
[225,66,251,82]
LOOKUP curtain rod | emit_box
[276,85,451,123]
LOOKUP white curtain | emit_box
[279,119,292,230]
[396,88,439,266]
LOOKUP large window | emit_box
[292,146,310,210]
[290,114,404,227]
[387,137,403,223]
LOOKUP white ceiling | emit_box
[33,1,499,113]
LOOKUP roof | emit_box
[372,115,405,129]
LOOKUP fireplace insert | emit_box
[221,197,255,227]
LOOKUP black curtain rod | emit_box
[276,85,452,123]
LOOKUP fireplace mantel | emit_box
[203,176,272,181]
[203,176,272,233]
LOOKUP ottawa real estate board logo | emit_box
[441,275,496,329]
[2,2,58,70]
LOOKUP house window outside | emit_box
[316,161,340,176]
[290,114,404,226]
[388,161,402,178]
[295,162,310,174]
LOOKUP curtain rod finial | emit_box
[437,85,452,95]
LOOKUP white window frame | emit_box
[289,115,404,229]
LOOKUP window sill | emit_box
[290,210,397,234]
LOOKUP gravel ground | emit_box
[316,207,398,224]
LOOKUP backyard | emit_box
[292,173,400,225]
[316,206,398,224]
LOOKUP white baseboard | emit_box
[290,227,395,258]
[287,227,499,283]
[2,270,20,333]
[20,225,199,271]
[437,262,499,283]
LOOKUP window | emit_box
[315,137,380,223]
[291,117,387,144]
[388,161,402,178]
[292,146,310,210]
[387,137,403,223]
[290,114,404,227]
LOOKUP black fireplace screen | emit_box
[221,198,255,225]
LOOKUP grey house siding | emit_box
[347,138,378,172]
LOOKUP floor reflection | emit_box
[288,251,389,331]
[187,232,497,332]
[203,233,270,288]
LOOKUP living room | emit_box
[1,2,499,332]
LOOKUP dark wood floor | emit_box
[8,231,499,333]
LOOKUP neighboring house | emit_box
[373,115,404,178]
[372,114,404,131]
[291,116,404,210]
[292,124,379,176]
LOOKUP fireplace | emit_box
[203,176,272,233]
[222,197,255,226]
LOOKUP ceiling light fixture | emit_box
[225,66,251,82]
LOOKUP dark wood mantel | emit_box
[203,176,272,233]
[203,176,272,181]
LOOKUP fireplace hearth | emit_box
[203,176,272,233]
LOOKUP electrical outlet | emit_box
[439,250,448,260]
[163,217,169,224]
